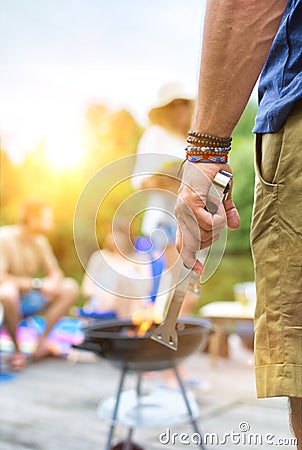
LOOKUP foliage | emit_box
[197,101,258,305]
[1,105,143,285]
[198,253,254,309]
[1,99,257,304]
[227,100,257,253]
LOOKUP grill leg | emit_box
[172,365,207,450]
[122,373,142,450]
[104,365,128,450]
[122,428,134,450]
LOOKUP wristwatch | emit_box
[31,277,43,290]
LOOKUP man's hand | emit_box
[41,269,63,300]
[174,0,286,275]
[175,162,240,274]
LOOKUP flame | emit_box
[131,305,164,336]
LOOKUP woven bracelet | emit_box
[186,154,229,164]
[185,145,231,153]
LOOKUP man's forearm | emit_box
[0,273,32,291]
[193,0,287,136]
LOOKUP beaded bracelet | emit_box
[186,131,232,163]
[188,130,232,144]
[187,136,231,148]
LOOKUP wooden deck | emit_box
[0,338,296,450]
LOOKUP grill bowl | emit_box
[76,317,213,371]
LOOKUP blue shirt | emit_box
[254,0,302,133]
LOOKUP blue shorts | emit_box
[20,291,47,318]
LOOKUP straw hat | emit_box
[148,82,193,118]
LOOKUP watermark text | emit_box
[159,422,297,447]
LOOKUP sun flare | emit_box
[44,126,84,170]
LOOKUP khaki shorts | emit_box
[251,99,302,398]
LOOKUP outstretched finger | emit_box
[175,227,204,274]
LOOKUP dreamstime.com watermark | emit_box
[158,422,297,447]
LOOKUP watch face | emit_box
[32,278,42,289]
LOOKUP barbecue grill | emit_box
[76,316,213,450]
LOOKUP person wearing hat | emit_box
[132,83,204,388]
[132,82,199,317]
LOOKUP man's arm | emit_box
[194,0,287,136]
[175,0,287,273]
[0,271,34,292]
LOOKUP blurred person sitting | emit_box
[0,200,79,369]
[81,224,152,319]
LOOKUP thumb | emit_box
[224,193,240,230]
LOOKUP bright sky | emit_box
[1,0,205,164]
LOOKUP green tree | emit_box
[227,100,257,253]
[200,100,257,305]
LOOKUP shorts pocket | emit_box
[255,132,283,192]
